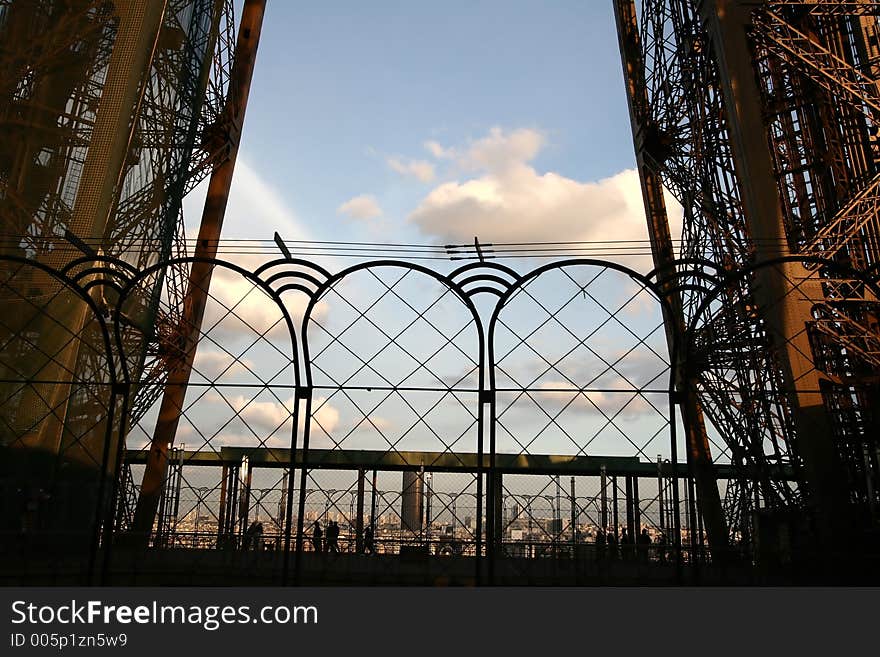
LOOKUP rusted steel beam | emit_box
[613,0,730,553]
[130,0,267,544]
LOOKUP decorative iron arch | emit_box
[484,258,685,577]
[114,255,302,581]
[298,259,489,580]
[0,253,121,583]
[8,250,878,583]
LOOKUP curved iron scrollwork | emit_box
[0,252,876,584]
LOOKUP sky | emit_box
[156,2,714,505]
[183,1,663,256]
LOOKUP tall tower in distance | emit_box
[616,0,880,560]
[401,470,425,534]
[0,1,234,547]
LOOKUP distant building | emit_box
[401,470,424,532]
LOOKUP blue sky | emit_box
[184,1,662,253]
[158,2,712,488]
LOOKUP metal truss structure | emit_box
[0,0,238,475]
[615,0,880,550]
[1,250,874,584]
[2,0,880,586]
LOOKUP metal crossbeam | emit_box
[799,171,880,266]
[811,309,880,369]
[754,8,880,119]
[767,1,880,17]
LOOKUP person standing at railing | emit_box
[327,520,340,554]
[363,525,375,554]
[638,527,652,562]
[243,520,260,551]
[620,527,633,560]
[656,532,666,563]
[312,520,323,553]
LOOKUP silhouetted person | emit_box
[363,525,375,554]
[638,528,652,562]
[595,528,606,560]
[254,521,264,551]
[620,527,633,560]
[608,531,619,560]
[243,519,259,551]
[311,521,323,553]
[656,532,666,563]
[327,520,340,554]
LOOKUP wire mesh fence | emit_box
[1,252,877,584]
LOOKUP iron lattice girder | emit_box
[183,0,238,195]
[633,0,802,517]
[810,307,880,369]
[622,0,880,537]
[767,1,880,17]
[750,4,880,383]
[123,0,238,428]
[798,170,880,265]
[752,6,880,120]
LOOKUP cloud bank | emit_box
[406,127,682,267]
[338,194,383,220]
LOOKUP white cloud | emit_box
[181,162,333,343]
[458,127,544,173]
[337,194,383,221]
[406,126,683,269]
[309,397,341,436]
[386,157,436,182]
[210,392,341,440]
[192,350,254,381]
[183,158,310,242]
[199,253,329,344]
[424,140,454,159]
[366,415,393,432]
[202,260,298,341]
[536,381,656,419]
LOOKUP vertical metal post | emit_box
[239,460,252,539]
[658,456,665,532]
[129,0,267,546]
[355,468,365,553]
[600,466,608,533]
[171,449,183,540]
[451,498,457,545]
[626,475,634,540]
[425,472,432,529]
[417,465,425,544]
[229,466,239,538]
[612,475,619,540]
[277,469,288,533]
[554,474,561,547]
[527,497,533,559]
[224,465,239,542]
[155,486,166,548]
[217,464,228,546]
[688,476,699,558]
[633,475,641,535]
[370,469,377,530]
[569,476,576,548]
[697,484,705,550]
[480,384,491,585]
[613,0,728,554]
[492,471,503,550]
